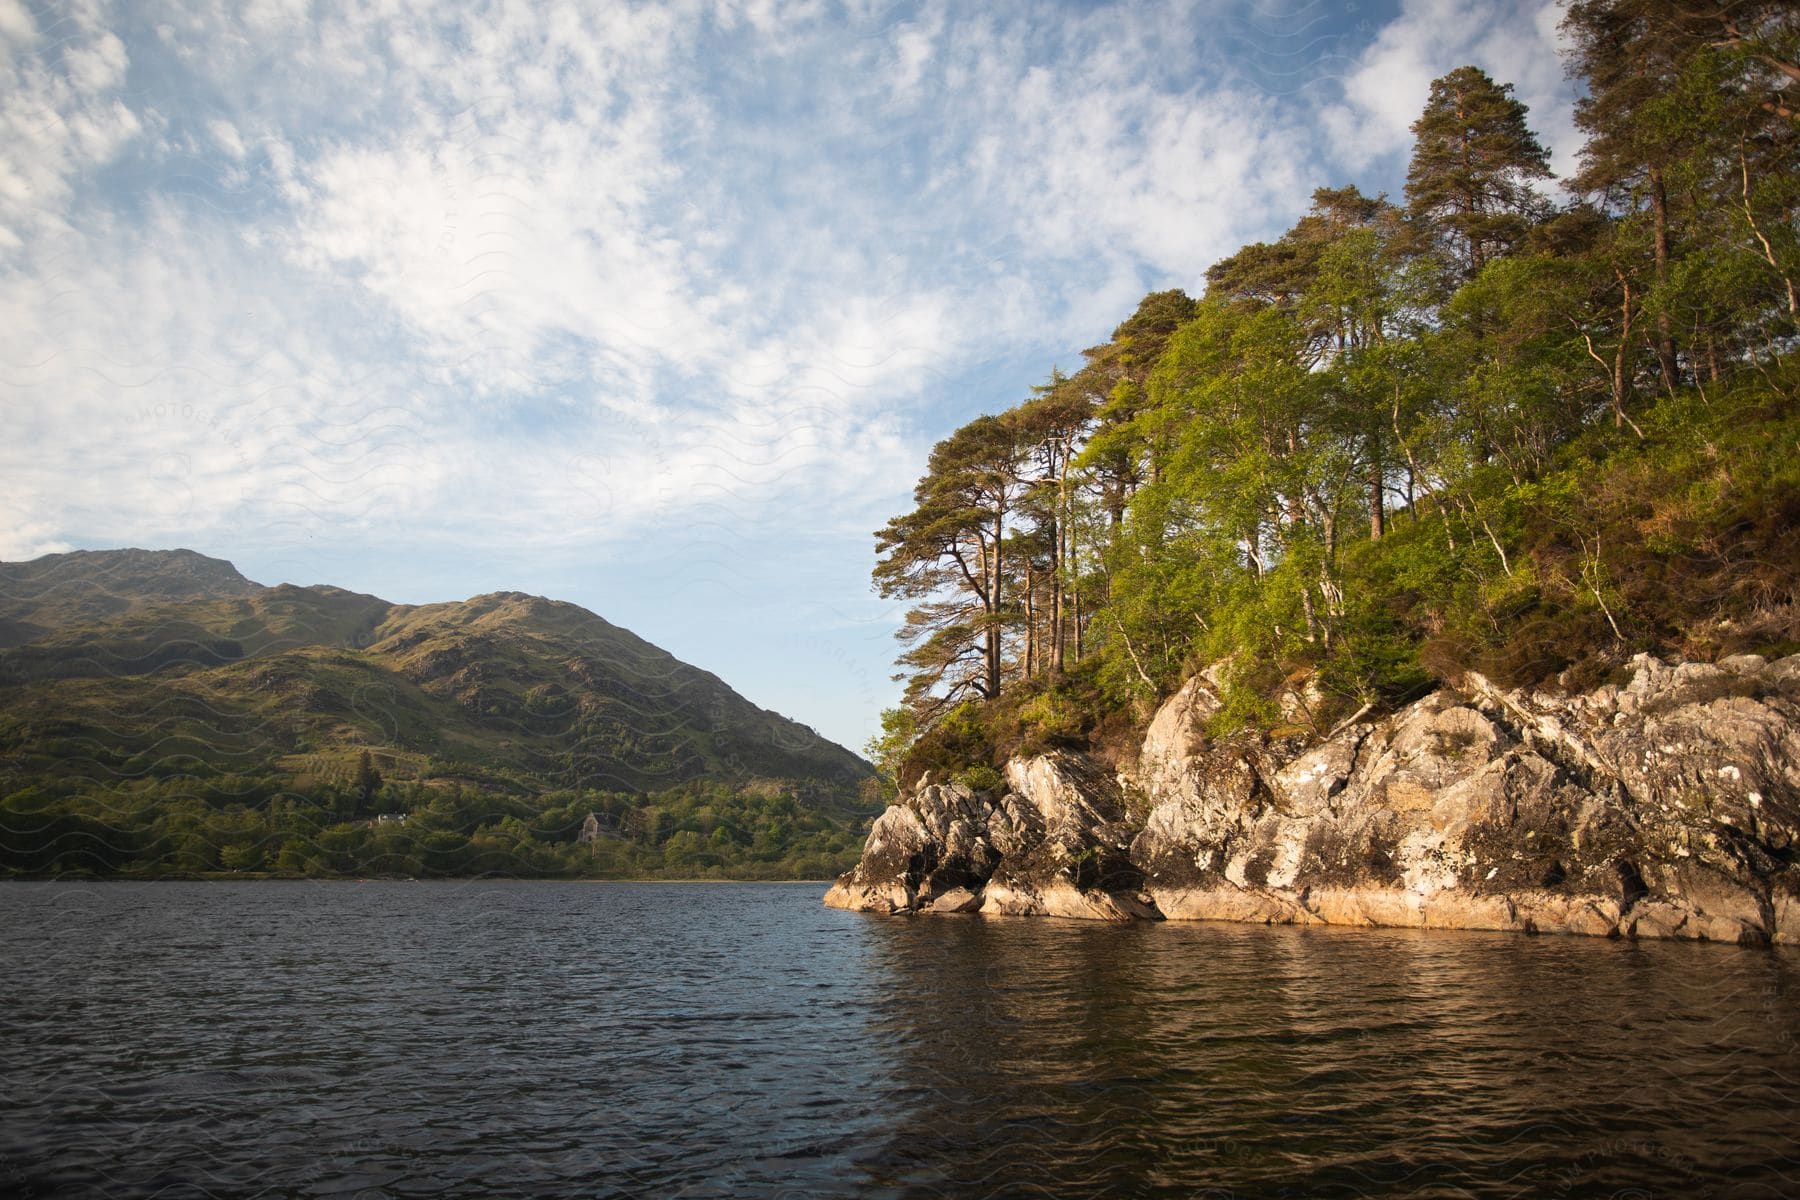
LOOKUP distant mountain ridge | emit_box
[0,548,869,798]
[0,548,260,646]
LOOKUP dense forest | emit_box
[0,768,865,880]
[871,1,1800,786]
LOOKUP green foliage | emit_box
[0,772,876,881]
[862,707,916,786]
[876,20,1798,769]
[1015,689,1084,746]
[899,700,991,784]
[1206,676,1280,739]
[0,556,877,880]
[354,750,383,813]
[955,765,1004,794]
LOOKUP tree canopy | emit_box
[872,6,1800,785]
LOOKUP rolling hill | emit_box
[0,550,873,878]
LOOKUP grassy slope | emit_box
[0,555,869,802]
[1388,385,1800,691]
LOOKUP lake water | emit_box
[1,881,1797,1198]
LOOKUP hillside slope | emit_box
[0,548,260,647]
[0,550,872,878]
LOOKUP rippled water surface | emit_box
[2,881,1798,1198]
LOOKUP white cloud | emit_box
[0,0,1582,746]
[0,0,36,45]
[208,118,245,159]
[0,4,140,248]
[1321,0,1576,186]
[1,0,1582,540]
[64,29,128,92]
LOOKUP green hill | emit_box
[0,551,874,879]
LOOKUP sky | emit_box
[0,0,1583,755]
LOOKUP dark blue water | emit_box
[1,882,1797,1198]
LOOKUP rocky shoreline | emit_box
[826,654,1800,945]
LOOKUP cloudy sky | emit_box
[2,0,1579,753]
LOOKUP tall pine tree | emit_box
[1404,65,1552,283]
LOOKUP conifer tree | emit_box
[1563,1,1695,391]
[1566,0,1799,387]
[1404,65,1552,282]
[1075,290,1198,527]
[874,414,1028,713]
[355,750,383,813]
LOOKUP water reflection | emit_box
[852,917,1800,1198]
[0,884,1796,1199]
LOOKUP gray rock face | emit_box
[823,754,1156,921]
[825,653,1800,944]
[821,778,1002,914]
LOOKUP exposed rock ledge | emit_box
[825,654,1800,945]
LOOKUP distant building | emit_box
[578,812,602,844]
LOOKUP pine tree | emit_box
[355,750,383,813]
[1404,65,1552,282]
[1563,1,1696,391]
[1565,0,1799,387]
[874,414,1028,715]
[1013,370,1094,674]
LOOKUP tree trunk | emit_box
[1392,382,1422,523]
[1049,521,1064,675]
[1649,169,1680,392]
[1071,527,1084,667]
[1367,433,1385,540]
[1582,271,1639,436]
[987,510,1004,698]
[1053,448,1070,674]
[1023,560,1036,678]
[1741,139,1800,319]
[1613,274,1639,434]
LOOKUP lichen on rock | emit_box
[826,653,1800,945]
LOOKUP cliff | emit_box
[826,653,1800,945]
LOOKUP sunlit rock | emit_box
[827,653,1800,942]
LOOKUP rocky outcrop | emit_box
[823,752,1155,920]
[826,653,1800,945]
